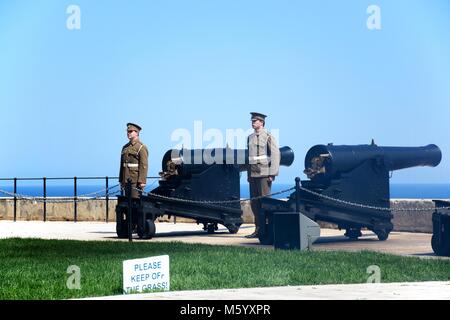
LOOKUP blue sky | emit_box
[0,0,449,184]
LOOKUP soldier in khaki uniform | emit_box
[119,123,149,198]
[246,112,280,238]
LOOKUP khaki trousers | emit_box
[249,177,272,231]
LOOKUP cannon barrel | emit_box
[161,146,294,177]
[380,145,442,171]
[304,143,442,181]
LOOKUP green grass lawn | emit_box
[1,238,450,300]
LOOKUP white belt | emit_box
[123,163,139,168]
[249,155,268,161]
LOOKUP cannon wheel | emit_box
[205,223,218,234]
[225,223,241,234]
[138,219,156,240]
[375,229,390,241]
[116,223,129,239]
[431,234,450,256]
[345,228,362,240]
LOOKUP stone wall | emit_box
[390,199,437,233]
[0,199,113,221]
[0,198,446,233]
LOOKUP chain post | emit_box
[74,177,77,222]
[127,178,133,242]
[295,177,301,212]
[105,176,109,223]
[43,177,47,222]
[13,178,17,222]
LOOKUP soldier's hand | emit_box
[268,176,275,182]
[138,183,146,189]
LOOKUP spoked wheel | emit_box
[432,234,450,256]
[204,223,218,234]
[345,228,362,240]
[138,219,156,239]
[116,224,129,239]
[225,223,242,234]
[375,229,390,241]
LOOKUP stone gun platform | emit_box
[0,221,445,259]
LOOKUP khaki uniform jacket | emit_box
[247,128,280,178]
[119,140,149,186]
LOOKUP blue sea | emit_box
[0,182,449,199]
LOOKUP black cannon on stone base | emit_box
[116,147,294,239]
[258,142,442,244]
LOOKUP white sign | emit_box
[123,255,170,294]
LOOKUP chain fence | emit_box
[1,179,449,224]
[134,185,450,212]
[0,184,121,203]
[137,186,296,205]
[297,186,450,211]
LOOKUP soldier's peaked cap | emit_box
[127,123,142,131]
[250,112,267,121]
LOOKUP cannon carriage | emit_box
[116,147,294,239]
[258,142,442,244]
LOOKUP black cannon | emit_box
[258,142,442,244]
[116,146,294,239]
[431,200,450,256]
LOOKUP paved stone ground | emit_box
[87,281,450,300]
[2,221,449,300]
[0,221,444,259]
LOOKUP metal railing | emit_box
[0,176,160,223]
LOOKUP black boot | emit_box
[245,230,259,239]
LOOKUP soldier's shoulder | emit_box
[121,142,130,149]
[136,141,148,148]
[266,130,277,139]
[136,142,148,154]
